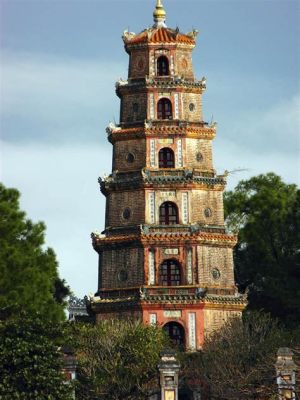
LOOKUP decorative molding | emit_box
[188,312,196,350]
[187,248,193,284]
[150,139,156,166]
[149,313,157,325]
[164,310,181,318]
[182,192,189,224]
[164,248,179,255]
[149,192,156,224]
[149,93,155,119]
[174,93,179,119]
[177,139,183,167]
[148,250,155,285]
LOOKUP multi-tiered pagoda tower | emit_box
[90,0,246,350]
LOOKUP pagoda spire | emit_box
[153,0,167,28]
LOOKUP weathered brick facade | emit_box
[90,1,246,349]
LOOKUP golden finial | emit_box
[153,0,167,28]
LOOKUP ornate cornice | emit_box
[91,229,237,249]
[116,76,206,96]
[89,286,247,311]
[99,169,227,195]
[107,123,216,143]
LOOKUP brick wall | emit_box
[176,49,194,79]
[191,189,224,225]
[96,309,142,322]
[196,245,235,287]
[106,190,145,227]
[113,138,146,172]
[181,92,203,121]
[129,49,149,79]
[120,93,147,123]
[203,309,242,336]
[185,138,213,170]
[101,246,144,288]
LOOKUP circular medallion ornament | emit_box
[126,153,135,163]
[204,207,212,218]
[196,152,203,162]
[122,208,131,220]
[181,58,188,69]
[189,103,195,112]
[212,268,221,280]
[136,57,145,71]
[118,270,128,282]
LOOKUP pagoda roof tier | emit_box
[106,122,217,143]
[103,223,227,237]
[91,229,237,250]
[116,76,206,96]
[99,169,227,195]
[89,286,247,311]
[123,27,197,50]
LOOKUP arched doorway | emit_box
[159,201,178,225]
[159,147,175,168]
[157,55,169,76]
[157,98,172,119]
[159,259,181,286]
[163,322,185,346]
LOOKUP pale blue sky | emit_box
[1,0,299,297]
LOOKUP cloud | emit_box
[225,94,300,154]
[1,141,112,297]
[0,51,127,143]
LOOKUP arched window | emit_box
[157,56,169,76]
[157,98,172,120]
[163,322,185,346]
[159,147,175,168]
[159,202,178,225]
[159,259,181,286]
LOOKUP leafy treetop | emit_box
[0,183,70,322]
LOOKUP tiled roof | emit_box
[126,27,195,46]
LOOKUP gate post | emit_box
[275,347,296,400]
[158,349,180,400]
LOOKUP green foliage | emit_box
[224,173,300,327]
[0,183,70,322]
[180,312,299,399]
[70,319,169,400]
[0,313,73,400]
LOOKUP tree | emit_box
[0,183,70,322]
[224,173,300,327]
[179,312,299,399]
[0,312,73,400]
[71,319,169,400]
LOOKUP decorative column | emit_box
[275,347,296,400]
[158,349,180,400]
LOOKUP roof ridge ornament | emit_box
[153,0,167,28]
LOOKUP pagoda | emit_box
[90,0,246,350]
